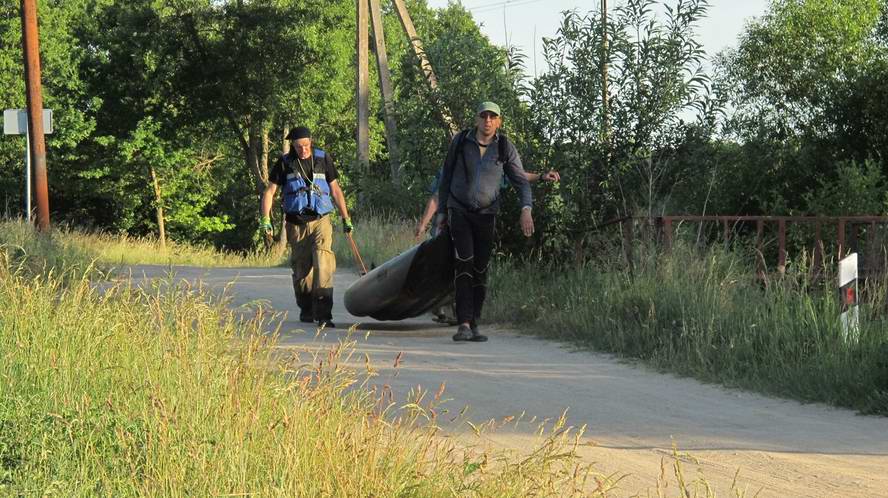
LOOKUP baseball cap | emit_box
[476,101,501,116]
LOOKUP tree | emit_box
[528,0,715,256]
[716,0,886,215]
[722,0,882,139]
[381,1,528,208]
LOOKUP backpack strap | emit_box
[456,129,471,183]
[498,133,509,164]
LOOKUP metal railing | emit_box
[620,216,888,277]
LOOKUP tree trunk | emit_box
[247,119,266,197]
[261,128,270,183]
[149,165,166,250]
[274,127,289,255]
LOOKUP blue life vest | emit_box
[281,149,334,216]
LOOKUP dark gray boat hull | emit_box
[344,233,453,320]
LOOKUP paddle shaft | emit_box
[346,232,368,275]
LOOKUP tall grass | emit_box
[0,219,283,273]
[0,219,97,278]
[332,212,417,270]
[0,253,610,496]
[486,243,888,415]
[0,218,752,496]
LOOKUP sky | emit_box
[425,0,771,76]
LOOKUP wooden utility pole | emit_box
[356,0,370,170]
[355,0,458,176]
[391,0,459,136]
[369,0,402,184]
[20,0,50,231]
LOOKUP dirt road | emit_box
[126,265,888,497]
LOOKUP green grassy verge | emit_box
[0,220,602,496]
[0,219,752,496]
[0,255,606,496]
[0,220,283,274]
[485,244,888,415]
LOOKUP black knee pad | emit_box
[454,254,474,283]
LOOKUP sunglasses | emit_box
[478,112,500,120]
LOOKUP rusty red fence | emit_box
[619,216,888,277]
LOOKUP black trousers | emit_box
[448,208,496,324]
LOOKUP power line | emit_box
[466,0,548,14]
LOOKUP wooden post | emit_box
[778,219,787,275]
[663,217,673,251]
[356,0,370,170]
[622,218,634,275]
[21,0,50,231]
[391,0,459,136]
[813,221,823,272]
[756,219,765,277]
[368,0,402,184]
[837,219,846,258]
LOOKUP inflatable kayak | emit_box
[344,232,453,320]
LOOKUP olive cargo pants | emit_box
[286,215,336,321]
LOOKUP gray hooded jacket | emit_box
[436,129,532,215]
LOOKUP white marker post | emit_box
[3,108,52,222]
[838,252,859,343]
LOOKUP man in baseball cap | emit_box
[435,100,536,343]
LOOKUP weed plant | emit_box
[487,242,888,415]
[0,219,97,279]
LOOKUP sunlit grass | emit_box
[0,219,284,275]
[0,255,604,496]
[486,242,888,415]
[332,211,417,271]
[0,217,756,496]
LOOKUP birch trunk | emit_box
[149,165,166,250]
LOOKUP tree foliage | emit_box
[3,0,888,257]
[527,0,715,257]
[715,0,888,215]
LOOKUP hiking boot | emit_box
[452,324,473,342]
[468,322,488,342]
[317,319,336,329]
[299,313,315,324]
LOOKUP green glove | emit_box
[260,216,273,232]
[343,218,354,234]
